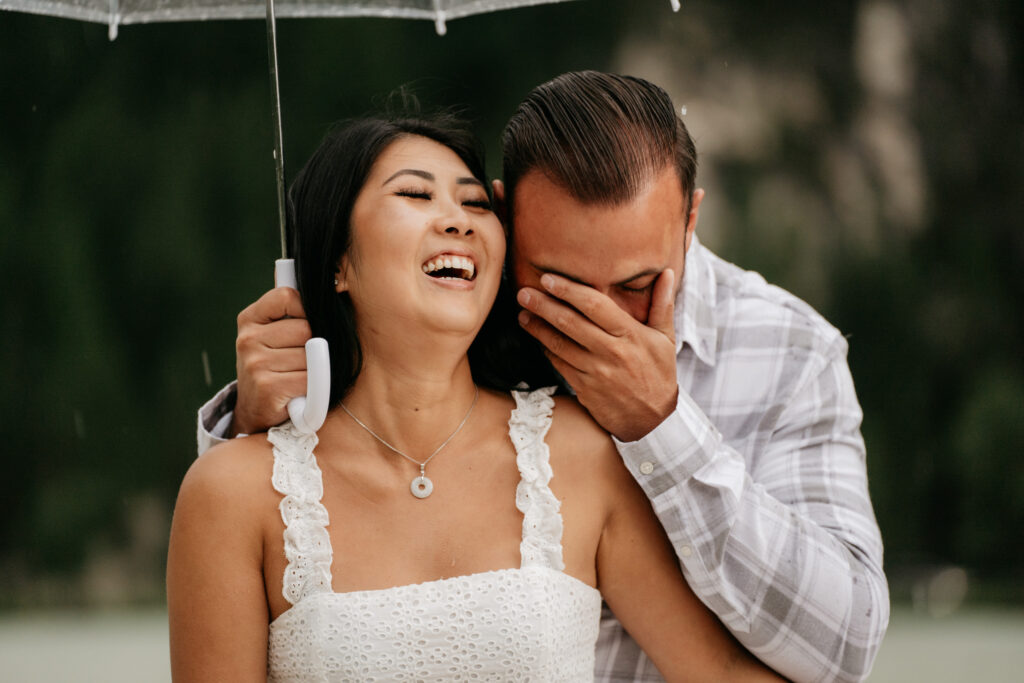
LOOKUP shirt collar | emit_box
[674,234,718,366]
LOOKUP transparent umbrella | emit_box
[0,0,681,432]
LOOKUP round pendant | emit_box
[410,475,433,499]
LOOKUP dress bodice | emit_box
[266,387,602,682]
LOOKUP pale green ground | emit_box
[869,607,1024,682]
[0,606,1021,681]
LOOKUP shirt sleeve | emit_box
[613,346,889,683]
[196,381,238,457]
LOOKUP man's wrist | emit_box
[613,390,719,498]
[225,414,245,439]
[609,387,679,443]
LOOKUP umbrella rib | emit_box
[266,0,288,259]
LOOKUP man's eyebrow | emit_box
[532,265,662,288]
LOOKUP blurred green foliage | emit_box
[1,0,1021,606]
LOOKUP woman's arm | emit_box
[595,443,785,682]
[167,439,272,681]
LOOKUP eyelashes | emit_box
[622,283,655,296]
[395,189,492,210]
[395,189,431,200]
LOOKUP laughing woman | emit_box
[166,114,782,682]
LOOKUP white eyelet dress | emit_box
[266,387,602,682]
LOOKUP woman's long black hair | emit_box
[288,112,556,408]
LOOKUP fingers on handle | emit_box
[237,286,307,328]
[260,318,313,350]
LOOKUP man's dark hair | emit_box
[501,70,698,222]
[289,113,540,406]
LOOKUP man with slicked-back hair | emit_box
[197,72,888,682]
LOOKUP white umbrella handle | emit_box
[275,259,330,434]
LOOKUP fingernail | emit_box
[540,274,555,291]
[518,310,530,326]
[517,289,531,306]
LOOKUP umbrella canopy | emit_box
[0,0,589,37]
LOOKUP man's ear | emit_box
[684,188,705,253]
[492,179,508,231]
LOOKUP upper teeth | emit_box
[422,254,475,280]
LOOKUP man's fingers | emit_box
[249,347,308,374]
[237,286,307,328]
[517,287,605,350]
[543,350,582,392]
[518,310,587,371]
[647,268,676,339]
[265,370,309,405]
[252,318,313,350]
[232,369,308,436]
[537,273,634,337]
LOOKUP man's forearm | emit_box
[615,379,888,682]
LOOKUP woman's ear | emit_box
[334,259,350,293]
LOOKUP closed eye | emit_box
[621,283,654,296]
[396,189,431,200]
[463,198,492,210]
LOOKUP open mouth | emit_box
[422,254,476,281]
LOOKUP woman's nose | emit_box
[435,202,474,236]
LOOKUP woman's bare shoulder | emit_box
[177,435,276,515]
[546,395,623,476]
[548,394,608,438]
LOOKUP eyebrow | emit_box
[382,169,484,187]
[533,265,662,289]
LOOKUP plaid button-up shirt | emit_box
[197,238,888,683]
[597,237,888,682]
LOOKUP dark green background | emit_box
[2,0,1021,607]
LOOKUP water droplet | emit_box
[73,409,86,440]
[201,350,212,387]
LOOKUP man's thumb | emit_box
[648,268,676,338]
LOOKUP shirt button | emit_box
[639,461,655,475]
[680,545,693,558]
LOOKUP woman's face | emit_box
[339,135,505,344]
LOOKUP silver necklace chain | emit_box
[339,387,480,499]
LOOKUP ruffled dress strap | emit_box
[267,421,333,605]
[508,386,565,572]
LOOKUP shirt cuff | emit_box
[211,411,236,439]
[196,381,238,456]
[612,389,722,499]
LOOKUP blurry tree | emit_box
[1,0,1022,606]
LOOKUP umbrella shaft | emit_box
[266,0,287,259]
